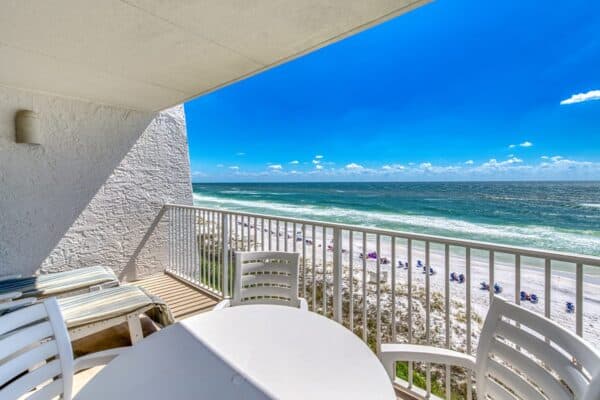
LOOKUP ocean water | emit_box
[192,181,600,258]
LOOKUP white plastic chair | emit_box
[379,296,600,400]
[0,298,125,400]
[215,251,308,310]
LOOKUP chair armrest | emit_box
[74,347,128,373]
[0,296,36,313]
[0,291,23,302]
[0,274,22,282]
[213,299,231,310]
[379,343,476,380]
[298,298,308,311]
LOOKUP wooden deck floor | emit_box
[133,273,219,320]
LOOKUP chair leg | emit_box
[380,354,396,381]
[126,314,143,345]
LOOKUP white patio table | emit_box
[75,304,395,400]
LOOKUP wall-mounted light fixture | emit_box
[15,110,41,144]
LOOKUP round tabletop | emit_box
[75,305,395,400]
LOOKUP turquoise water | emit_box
[192,181,600,257]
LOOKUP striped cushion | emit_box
[58,285,174,328]
[0,266,118,298]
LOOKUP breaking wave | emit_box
[193,193,600,256]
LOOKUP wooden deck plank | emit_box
[162,295,211,308]
[173,301,214,314]
[152,289,204,302]
[133,273,218,321]
[175,304,215,320]
[171,298,215,312]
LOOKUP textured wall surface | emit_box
[0,85,192,278]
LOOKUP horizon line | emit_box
[191,179,600,184]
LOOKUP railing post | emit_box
[333,227,342,323]
[221,213,229,298]
[576,263,583,337]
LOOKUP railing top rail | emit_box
[164,203,600,266]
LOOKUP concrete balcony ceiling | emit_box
[0,0,428,111]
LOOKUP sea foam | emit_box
[581,203,600,208]
[192,193,600,256]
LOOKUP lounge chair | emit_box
[59,285,174,343]
[2,285,174,344]
[379,296,600,400]
[215,251,308,310]
[0,265,118,301]
[0,297,127,400]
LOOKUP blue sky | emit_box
[185,0,600,182]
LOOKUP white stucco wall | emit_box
[0,85,192,279]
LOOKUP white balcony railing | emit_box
[164,203,600,400]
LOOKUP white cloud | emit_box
[315,155,324,159]
[540,157,595,171]
[208,156,600,181]
[345,163,364,170]
[481,157,523,169]
[509,141,533,148]
[289,160,299,165]
[381,164,405,172]
[560,90,600,105]
[235,152,245,156]
[540,156,549,160]
[464,160,474,165]
[312,159,321,165]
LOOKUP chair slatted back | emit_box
[232,251,301,308]
[0,298,73,400]
[475,296,600,400]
